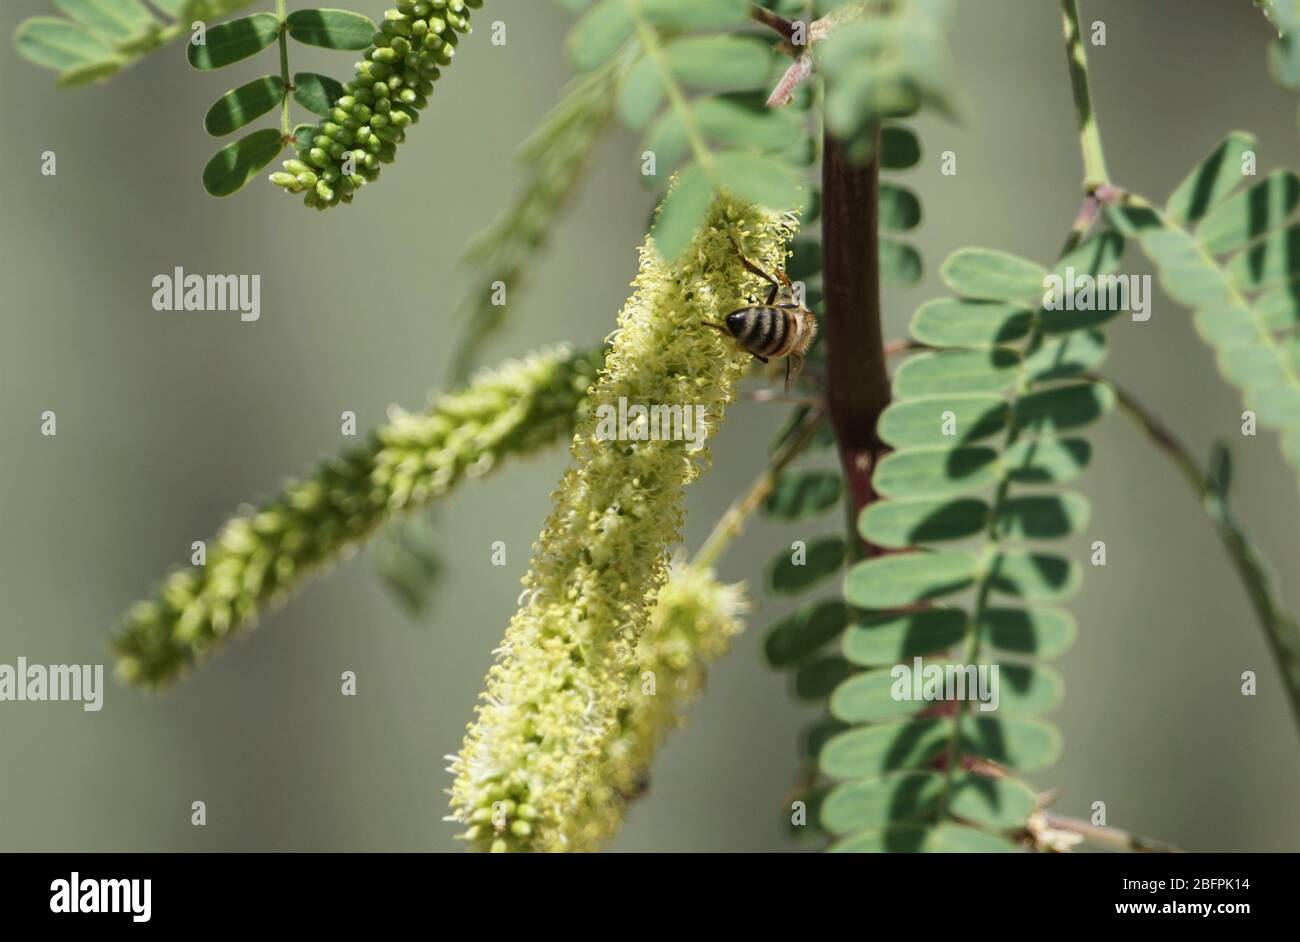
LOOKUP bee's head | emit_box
[724,310,749,337]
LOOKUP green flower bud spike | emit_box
[448,193,799,852]
[113,344,601,688]
[270,0,483,209]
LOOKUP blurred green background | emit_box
[2,0,1298,852]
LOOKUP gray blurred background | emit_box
[1,0,1297,852]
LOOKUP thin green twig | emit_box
[1095,375,1300,737]
[1061,0,1110,189]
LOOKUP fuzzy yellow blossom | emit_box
[448,195,798,852]
[604,560,747,802]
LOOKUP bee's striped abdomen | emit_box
[729,306,786,357]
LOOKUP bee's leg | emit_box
[729,235,782,306]
[752,353,770,364]
[700,320,729,334]
[785,353,804,392]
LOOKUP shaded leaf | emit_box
[54,0,152,39]
[764,470,842,520]
[842,609,967,666]
[1166,130,1257,225]
[880,238,922,285]
[765,598,848,668]
[877,394,1008,448]
[292,71,345,117]
[187,12,281,69]
[201,127,285,196]
[665,35,774,90]
[204,74,284,136]
[1197,169,1300,255]
[769,536,846,595]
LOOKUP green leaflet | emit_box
[817,233,1119,851]
[204,75,285,136]
[822,772,1036,834]
[605,2,810,258]
[817,0,958,153]
[1118,132,1300,489]
[15,1,263,87]
[842,607,1077,665]
[827,822,1018,854]
[186,13,281,70]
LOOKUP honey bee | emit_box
[706,237,817,391]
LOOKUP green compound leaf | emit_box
[880,238,923,285]
[204,74,285,136]
[14,17,117,72]
[187,12,281,70]
[827,822,1018,854]
[55,0,152,39]
[285,8,376,50]
[940,248,1048,302]
[993,492,1090,541]
[663,36,774,91]
[202,126,285,197]
[652,164,712,259]
[1166,130,1257,225]
[844,551,977,609]
[768,536,847,595]
[763,470,842,520]
[893,348,1022,398]
[570,0,633,72]
[638,0,748,29]
[764,598,848,668]
[909,299,1033,348]
[829,659,1064,722]
[291,71,345,117]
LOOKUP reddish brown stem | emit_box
[821,129,891,557]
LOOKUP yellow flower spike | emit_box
[448,193,794,852]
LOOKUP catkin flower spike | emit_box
[269,0,483,208]
[449,193,799,852]
[113,345,602,688]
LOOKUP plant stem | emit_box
[749,3,798,43]
[693,407,827,569]
[1041,813,1183,853]
[1097,375,1300,736]
[277,0,291,138]
[821,127,892,558]
[1061,0,1110,189]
